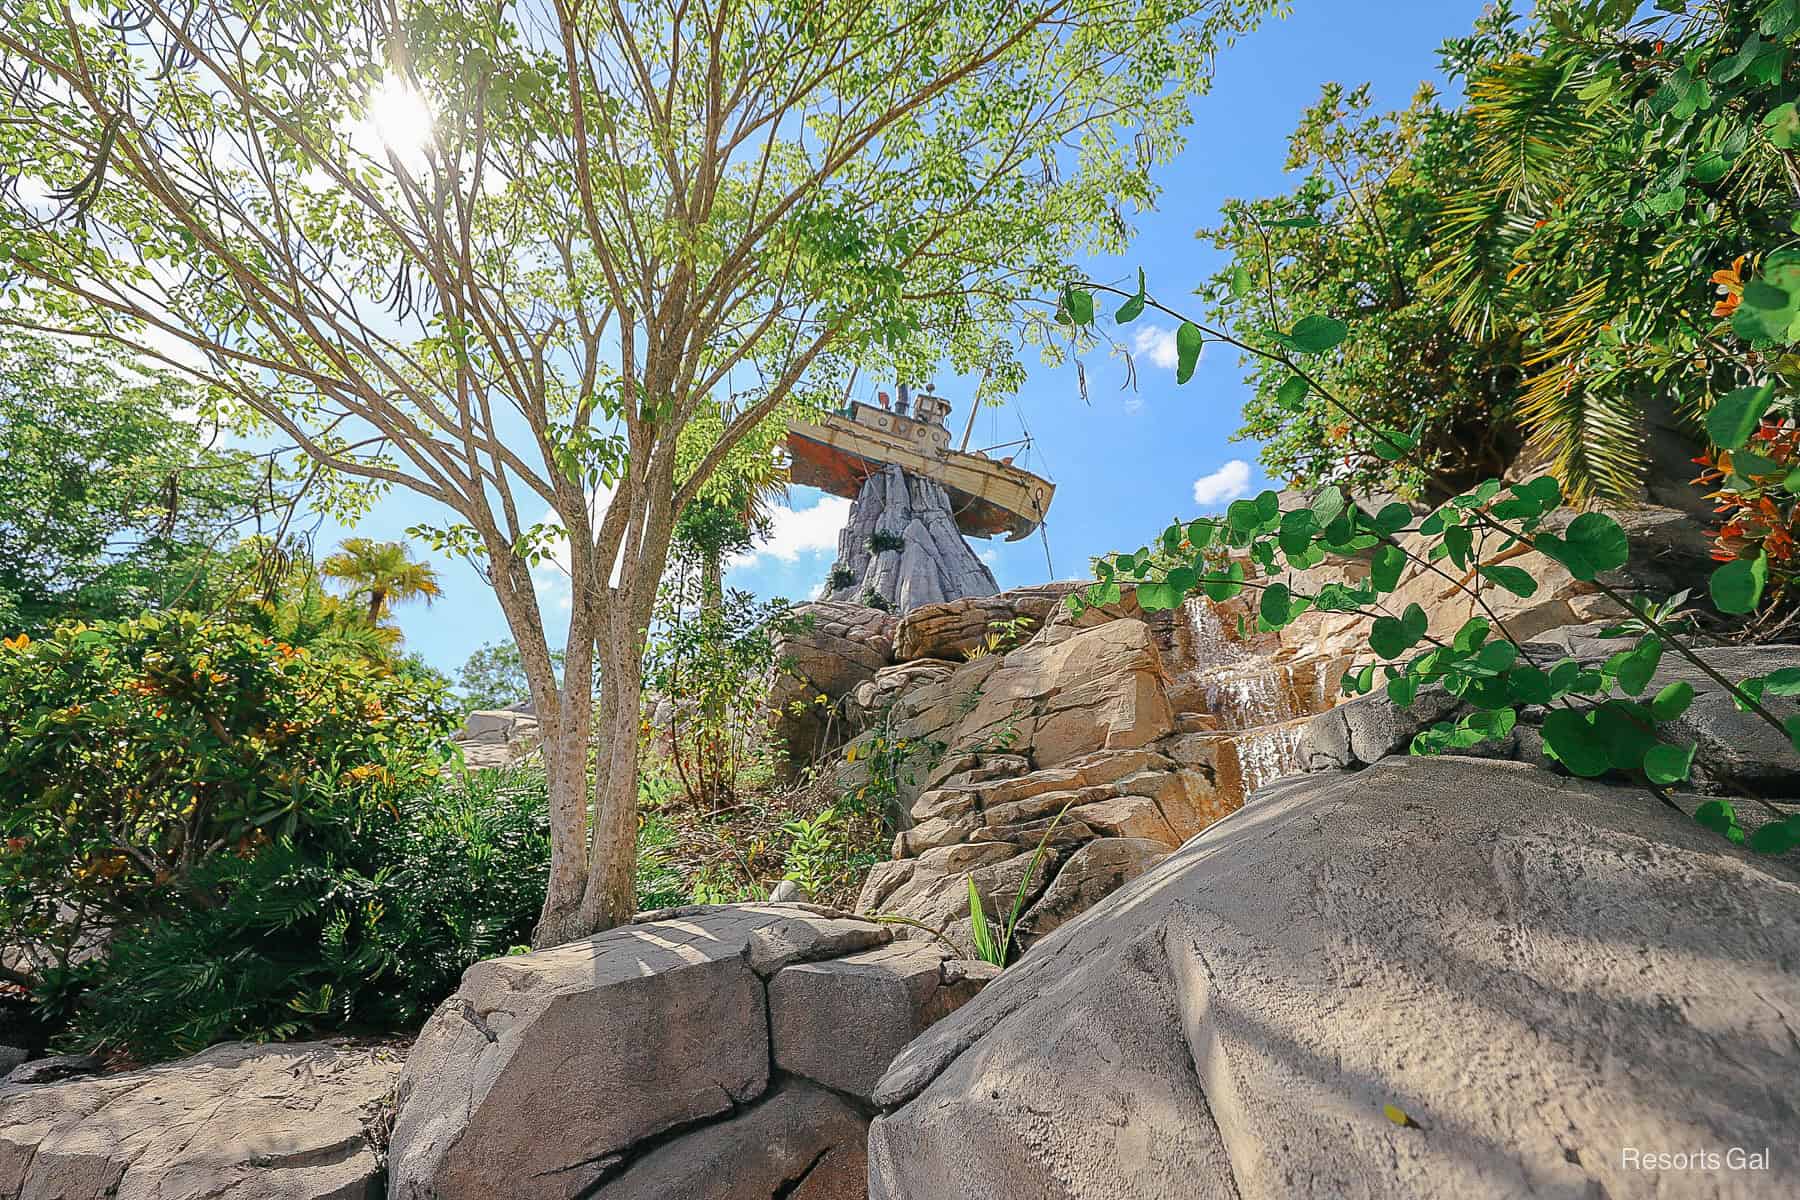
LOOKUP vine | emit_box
[1058,264,1800,855]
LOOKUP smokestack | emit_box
[895,383,911,416]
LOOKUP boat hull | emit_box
[786,413,1053,541]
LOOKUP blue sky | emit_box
[333,0,1494,678]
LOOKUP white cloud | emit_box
[1132,324,1184,371]
[730,495,851,567]
[1192,459,1252,507]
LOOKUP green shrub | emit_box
[642,585,799,808]
[866,529,906,555]
[827,564,856,592]
[0,612,556,1059]
[61,763,550,1059]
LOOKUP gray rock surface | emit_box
[452,702,540,771]
[0,1051,23,1081]
[769,943,990,1101]
[0,1040,402,1200]
[593,1081,868,1200]
[0,1054,99,1088]
[1299,640,1800,792]
[868,756,1800,1199]
[388,904,993,1199]
[822,465,998,612]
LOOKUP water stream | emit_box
[1177,598,1322,800]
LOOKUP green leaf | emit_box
[1310,486,1346,528]
[1711,552,1768,614]
[967,877,998,965]
[1278,508,1320,558]
[1644,742,1696,786]
[1136,581,1181,611]
[1766,101,1800,149]
[1374,502,1413,535]
[1175,321,1204,384]
[1289,315,1347,354]
[1536,513,1630,581]
[1369,616,1416,660]
[1260,583,1293,628]
[1478,565,1537,598]
[1201,561,1245,602]
[1505,666,1553,705]
[1115,269,1146,324]
[1372,430,1417,462]
[1452,617,1490,653]
[1401,602,1428,642]
[1611,639,1663,696]
[1593,701,1659,770]
[1747,816,1800,855]
[1276,374,1309,411]
[1371,543,1406,593]
[1061,288,1095,326]
[1757,667,1800,696]
[1388,674,1420,707]
[1649,680,1695,721]
[1705,383,1774,450]
[1541,709,1610,777]
[1694,799,1740,840]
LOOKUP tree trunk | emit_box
[699,550,723,622]
[579,623,645,932]
[531,606,597,947]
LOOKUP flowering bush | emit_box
[0,613,543,1059]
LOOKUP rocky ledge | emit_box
[0,1040,404,1200]
[868,755,1800,1199]
[387,903,995,1199]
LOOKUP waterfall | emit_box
[1179,597,1312,799]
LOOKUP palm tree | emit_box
[320,538,442,628]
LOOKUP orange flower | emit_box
[1711,255,1746,318]
[1,633,27,652]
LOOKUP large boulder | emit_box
[1300,638,1800,793]
[452,702,540,771]
[0,1040,402,1200]
[1259,501,1719,665]
[891,583,1083,663]
[868,756,1800,1199]
[387,904,993,1200]
[769,601,898,768]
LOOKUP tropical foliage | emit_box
[1060,0,1800,861]
[641,552,800,809]
[0,333,277,632]
[321,538,443,634]
[0,612,457,970]
[1209,0,1800,504]
[0,0,1281,943]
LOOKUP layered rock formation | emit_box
[821,465,999,611]
[387,903,994,1200]
[868,755,1800,1199]
[0,1040,403,1200]
[768,601,899,768]
[813,585,1334,956]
